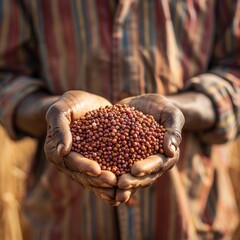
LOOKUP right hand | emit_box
[44,90,119,206]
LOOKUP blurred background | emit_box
[0,125,37,240]
[0,124,240,240]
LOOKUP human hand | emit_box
[115,94,185,203]
[44,90,119,206]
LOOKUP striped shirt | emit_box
[0,0,240,239]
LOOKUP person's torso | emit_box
[24,0,216,102]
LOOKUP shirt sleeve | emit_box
[184,0,240,144]
[0,0,46,139]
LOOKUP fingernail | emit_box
[170,144,177,152]
[116,192,131,202]
[114,201,121,206]
[57,143,65,156]
[135,173,144,178]
[100,183,112,188]
[86,171,99,177]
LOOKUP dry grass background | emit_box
[229,139,240,240]
[0,123,239,240]
[0,125,37,240]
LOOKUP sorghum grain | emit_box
[70,104,165,177]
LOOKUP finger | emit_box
[117,173,159,189]
[44,133,66,167]
[160,103,185,157]
[101,198,121,206]
[130,154,166,177]
[46,103,72,157]
[90,187,120,206]
[75,170,117,187]
[103,199,121,206]
[116,189,135,203]
[91,187,116,201]
[89,170,117,187]
[44,134,58,163]
[162,148,180,171]
[54,163,78,181]
[65,152,101,176]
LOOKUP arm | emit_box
[0,0,48,139]
[14,91,59,138]
[172,0,240,144]
[166,91,216,132]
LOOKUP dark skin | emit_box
[15,90,216,205]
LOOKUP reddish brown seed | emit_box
[70,104,166,177]
[88,146,93,151]
[155,145,159,151]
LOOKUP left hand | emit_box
[115,94,185,203]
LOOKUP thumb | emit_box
[46,103,72,157]
[160,103,185,157]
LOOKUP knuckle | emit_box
[50,126,62,138]
[46,104,61,120]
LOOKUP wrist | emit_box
[15,91,60,138]
[167,91,217,131]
